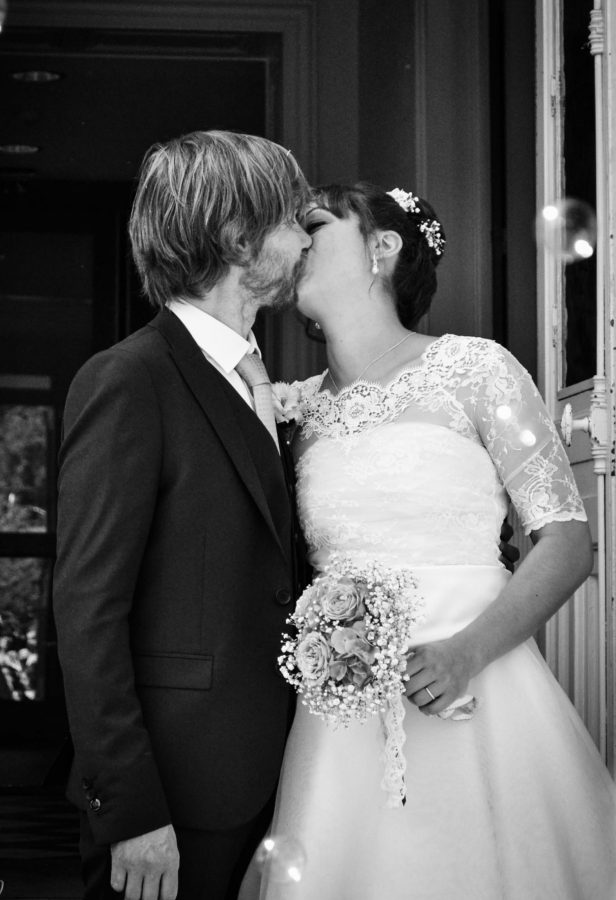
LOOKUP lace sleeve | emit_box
[459,341,587,535]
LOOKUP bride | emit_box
[245,182,616,899]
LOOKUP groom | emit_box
[53,131,312,899]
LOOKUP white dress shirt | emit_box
[167,298,259,408]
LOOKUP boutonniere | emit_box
[272,382,303,444]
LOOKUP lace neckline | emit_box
[319,333,451,399]
[299,334,471,442]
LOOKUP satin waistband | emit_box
[405,565,510,645]
[311,560,510,646]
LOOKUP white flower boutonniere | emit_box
[272,381,304,425]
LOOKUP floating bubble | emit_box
[535,198,597,264]
[255,834,307,885]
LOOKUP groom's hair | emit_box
[129,130,311,309]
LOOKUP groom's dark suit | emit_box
[53,308,303,894]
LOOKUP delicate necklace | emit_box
[327,331,414,394]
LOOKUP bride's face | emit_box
[296,207,371,319]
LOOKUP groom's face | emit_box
[239,220,312,311]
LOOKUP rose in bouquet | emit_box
[278,556,425,728]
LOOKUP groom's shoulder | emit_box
[68,315,173,397]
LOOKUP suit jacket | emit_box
[53,308,304,846]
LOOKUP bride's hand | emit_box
[404,637,477,715]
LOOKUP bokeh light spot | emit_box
[542,205,559,222]
[255,834,307,885]
[496,405,512,421]
[573,238,594,259]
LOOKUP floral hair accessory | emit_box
[386,187,446,257]
[386,187,420,214]
[419,219,446,256]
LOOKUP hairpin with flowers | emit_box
[386,187,446,257]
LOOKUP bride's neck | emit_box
[321,305,410,387]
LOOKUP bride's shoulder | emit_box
[431,332,500,352]
[429,333,516,369]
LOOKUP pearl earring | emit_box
[371,253,379,275]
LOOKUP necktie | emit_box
[235,352,280,452]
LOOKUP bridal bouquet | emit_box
[278,556,425,728]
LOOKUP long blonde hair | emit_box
[129,130,310,309]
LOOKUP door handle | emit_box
[560,390,608,474]
[560,403,590,446]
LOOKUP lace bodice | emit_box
[293,335,586,570]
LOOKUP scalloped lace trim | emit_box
[380,695,408,808]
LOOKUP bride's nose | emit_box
[295,222,312,249]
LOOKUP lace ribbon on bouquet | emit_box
[439,694,478,720]
[380,693,480,808]
[380,694,409,807]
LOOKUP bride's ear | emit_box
[373,230,403,262]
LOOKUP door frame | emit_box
[8,0,317,183]
[536,0,616,773]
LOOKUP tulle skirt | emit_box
[241,566,616,900]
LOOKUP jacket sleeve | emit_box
[53,347,171,845]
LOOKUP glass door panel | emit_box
[562,0,596,388]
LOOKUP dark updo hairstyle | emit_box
[310,181,445,329]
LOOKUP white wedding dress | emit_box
[249,335,616,900]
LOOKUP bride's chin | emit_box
[295,293,318,321]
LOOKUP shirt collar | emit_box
[167,298,260,372]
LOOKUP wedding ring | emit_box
[425,687,436,701]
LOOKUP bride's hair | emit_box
[310,182,445,329]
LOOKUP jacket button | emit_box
[81,778,93,790]
[89,798,101,811]
[275,588,292,606]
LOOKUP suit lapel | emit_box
[151,309,289,564]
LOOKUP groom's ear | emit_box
[234,237,256,265]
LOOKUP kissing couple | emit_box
[53,130,616,900]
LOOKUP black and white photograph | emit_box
[0,1,615,898]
